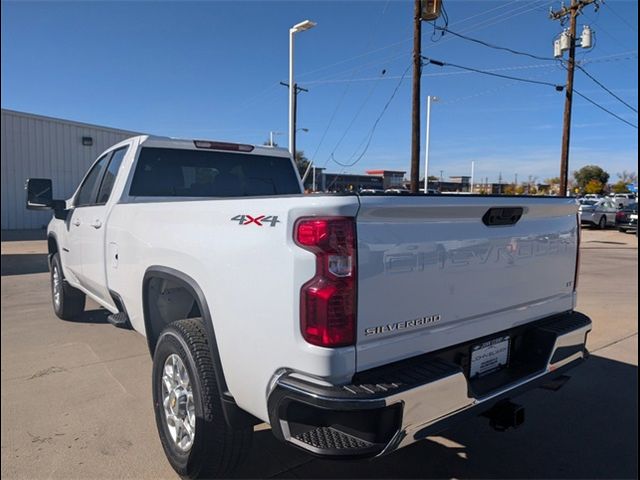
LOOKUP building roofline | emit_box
[1,108,143,136]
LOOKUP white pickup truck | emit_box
[27,135,591,478]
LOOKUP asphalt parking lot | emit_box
[1,228,637,479]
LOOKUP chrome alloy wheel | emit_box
[52,265,61,308]
[162,354,196,452]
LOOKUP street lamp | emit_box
[289,20,316,157]
[270,128,308,147]
[424,95,439,194]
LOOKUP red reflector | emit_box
[193,140,254,152]
[295,217,356,348]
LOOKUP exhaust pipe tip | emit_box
[483,400,525,432]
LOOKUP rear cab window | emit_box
[129,147,301,197]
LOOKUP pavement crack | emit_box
[28,366,67,380]
[6,353,149,382]
[591,332,638,354]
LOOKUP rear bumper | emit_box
[267,311,591,458]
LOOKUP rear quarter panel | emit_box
[105,195,359,422]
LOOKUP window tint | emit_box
[76,154,111,207]
[96,147,128,204]
[129,147,301,197]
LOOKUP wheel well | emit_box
[48,236,58,256]
[144,275,202,355]
[142,267,261,428]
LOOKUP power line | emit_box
[422,57,565,90]
[308,0,391,165]
[573,89,638,128]
[575,63,638,112]
[603,1,637,33]
[434,26,558,61]
[306,51,636,85]
[330,64,411,169]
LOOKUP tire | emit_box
[598,216,607,229]
[152,318,252,479]
[50,253,86,320]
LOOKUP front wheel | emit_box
[50,253,86,320]
[598,216,607,229]
[152,318,252,479]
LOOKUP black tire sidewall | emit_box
[152,328,208,477]
[50,254,65,317]
[600,216,606,229]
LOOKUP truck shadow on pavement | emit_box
[1,253,49,276]
[237,354,638,479]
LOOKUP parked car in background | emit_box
[579,198,618,229]
[608,193,636,208]
[583,194,602,200]
[615,202,638,233]
[384,188,411,194]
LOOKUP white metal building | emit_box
[1,109,140,230]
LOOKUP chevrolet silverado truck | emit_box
[26,135,591,478]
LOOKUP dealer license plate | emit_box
[630,214,638,220]
[470,336,510,378]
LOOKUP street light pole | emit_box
[423,95,438,194]
[288,20,316,157]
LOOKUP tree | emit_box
[616,170,637,184]
[263,139,310,178]
[573,165,609,192]
[611,171,637,193]
[545,177,561,195]
[295,150,310,178]
[584,179,604,194]
[503,184,516,195]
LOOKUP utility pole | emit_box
[280,82,308,161]
[550,0,597,196]
[410,0,422,193]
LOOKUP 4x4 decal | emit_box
[231,215,280,227]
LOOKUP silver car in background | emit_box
[579,198,618,229]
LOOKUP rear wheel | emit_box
[152,318,252,479]
[598,216,607,229]
[50,253,86,320]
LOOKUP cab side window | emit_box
[96,147,128,205]
[76,153,111,207]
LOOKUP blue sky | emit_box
[2,0,637,183]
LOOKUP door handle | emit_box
[73,219,81,227]
[90,219,103,229]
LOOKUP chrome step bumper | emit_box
[267,311,592,458]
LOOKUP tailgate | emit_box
[355,195,579,371]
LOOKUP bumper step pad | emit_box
[293,427,377,452]
[107,312,130,329]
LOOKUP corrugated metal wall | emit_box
[1,109,140,230]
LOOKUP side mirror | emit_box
[25,178,68,220]
[26,178,53,210]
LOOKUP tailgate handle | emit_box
[483,207,523,226]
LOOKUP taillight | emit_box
[295,217,356,347]
[574,213,581,292]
